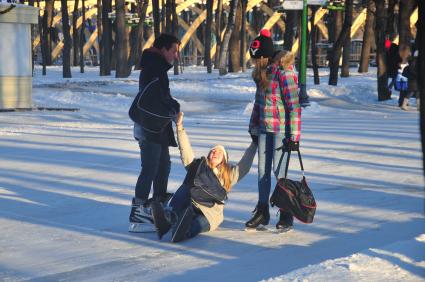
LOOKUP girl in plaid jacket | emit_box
[246,47,302,232]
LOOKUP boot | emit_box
[128,198,155,233]
[276,210,294,233]
[171,206,194,243]
[400,98,409,111]
[245,203,270,230]
[151,200,172,239]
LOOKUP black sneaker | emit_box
[245,203,270,230]
[128,198,155,233]
[276,210,293,233]
[171,206,194,243]
[151,200,172,239]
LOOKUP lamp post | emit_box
[299,0,310,107]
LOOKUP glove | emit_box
[283,138,299,152]
[250,133,258,145]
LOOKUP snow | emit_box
[0,65,424,281]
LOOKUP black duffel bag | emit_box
[270,149,317,223]
[129,78,176,133]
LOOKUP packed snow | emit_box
[0,65,424,281]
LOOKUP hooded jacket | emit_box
[138,47,180,147]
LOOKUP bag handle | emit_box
[280,148,305,180]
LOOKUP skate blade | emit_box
[244,225,269,232]
[128,223,156,233]
[275,227,294,234]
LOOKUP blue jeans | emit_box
[134,139,170,201]
[257,132,288,205]
[170,185,211,238]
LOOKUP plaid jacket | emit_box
[249,65,301,141]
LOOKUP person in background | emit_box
[386,42,400,96]
[246,29,301,233]
[402,50,419,111]
[129,34,181,233]
[396,45,411,110]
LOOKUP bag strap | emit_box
[281,148,305,180]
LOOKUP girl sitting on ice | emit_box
[150,112,257,243]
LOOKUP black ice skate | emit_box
[276,210,294,233]
[128,198,155,233]
[245,203,270,231]
[151,200,172,239]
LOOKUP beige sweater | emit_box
[176,127,257,231]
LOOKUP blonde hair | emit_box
[252,57,270,91]
[273,50,295,70]
[207,155,232,192]
[399,45,411,62]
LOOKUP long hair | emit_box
[272,50,295,70]
[252,57,270,91]
[207,156,232,192]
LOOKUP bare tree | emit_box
[135,0,149,70]
[219,0,239,75]
[205,0,214,73]
[359,0,375,73]
[128,2,139,72]
[80,0,86,73]
[171,0,179,74]
[310,6,320,84]
[97,0,103,72]
[284,11,297,51]
[375,0,391,100]
[229,0,242,72]
[115,0,129,77]
[72,0,80,66]
[341,1,354,77]
[417,0,425,175]
[329,0,353,85]
[61,0,72,78]
[386,0,397,40]
[214,0,223,68]
[43,0,54,66]
[100,0,113,75]
[240,0,247,72]
[152,0,161,38]
[398,0,416,48]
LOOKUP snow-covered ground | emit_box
[0,66,424,281]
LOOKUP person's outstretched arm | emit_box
[176,112,195,169]
[229,141,257,187]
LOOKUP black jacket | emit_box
[138,48,180,147]
[183,157,228,207]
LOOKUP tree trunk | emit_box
[61,0,72,78]
[161,0,166,32]
[171,0,179,75]
[72,0,80,66]
[386,0,397,40]
[135,0,149,70]
[79,0,86,73]
[101,0,113,75]
[240,0,247,72]
[398,0,416,48]
[214,0,222,68]
[284,11,297,52]
[229,0,242,73]
[359,0,375,73]
[329,0,353,85]
[152,0,160,38]
[219,0,239,75]
[341,1,353,78]
[375,0,391,101]
[417,0,425,175]
[310,7,320,85]
[39,0,47,75]
[44,0,54,65]
[115,0,129,77]
[205,0,214,73]
[127,2,138,72]
[97,0,103,74]
[165,0,172,33]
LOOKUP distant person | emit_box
[396,45,411,110]
[246,29,301,233]
[402,50,419,111]
[129,34,181,233]
[150,112,257,242]
[386,42,400,94]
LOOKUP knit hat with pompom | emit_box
[249,29,275,59]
